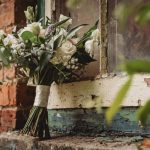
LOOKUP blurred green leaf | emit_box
[135,3,150,26]
[106,75,133,124]
[124,60,150,75]
[137,100,150,126]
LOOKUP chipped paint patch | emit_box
[48,107,150,135]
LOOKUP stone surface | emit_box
[0,132,146,150]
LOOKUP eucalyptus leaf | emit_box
[76,20,99,46]
[21,31,34,41]
[106,75,133,124]
[67,24,88,39]
[53,18,70,28]
[137,100,150,126]
[39,52,51,72]
[53,35,64,50]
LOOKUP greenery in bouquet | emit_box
[0,6,100,138]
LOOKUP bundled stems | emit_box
[21,65,53,139]
[21,107,50,138]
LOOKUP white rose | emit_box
[60,40,76,56]
[91,29,100,41]
[24,6,34,21]
[85,39,99,57]
[28,22,42,35]
[20,22,43,36]
[3,34,18,46]
[51,41,76,65]
[59,14,72,29]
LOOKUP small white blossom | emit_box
[66,65,71,69]
[13,50,17,54]
[21,52,24,56]
[1,47,5,52]
[3,34,18,46]
[74,58,78,62]
[41,44,45,49]
[71,58,75,64]
[9,56,12,61]
[75,66,79,70]
[63,62,68,66]
[71,65,75,69]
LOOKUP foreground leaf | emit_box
[137,100,150,126]
[106,75,133,124]
[124,60,150,75]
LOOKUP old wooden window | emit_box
[108,0,150,73]
[44,0,101,80]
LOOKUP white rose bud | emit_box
[20,22,43,36]
[85,39,94,57]
[24,6,34,21]
[91,29,100,41]
[31,22,41,35]
[59,14,72,29]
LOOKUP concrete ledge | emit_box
[0,132,145,150]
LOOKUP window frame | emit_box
[39,0,106,79]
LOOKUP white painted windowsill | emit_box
[47,74,150,109]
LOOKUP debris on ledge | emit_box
[0,132,149,150]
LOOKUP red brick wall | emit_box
[0,0,37,132]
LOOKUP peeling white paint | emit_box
[47,74,150,109]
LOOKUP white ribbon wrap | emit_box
[34,85,50,107]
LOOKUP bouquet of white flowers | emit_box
[0,6,100,138]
